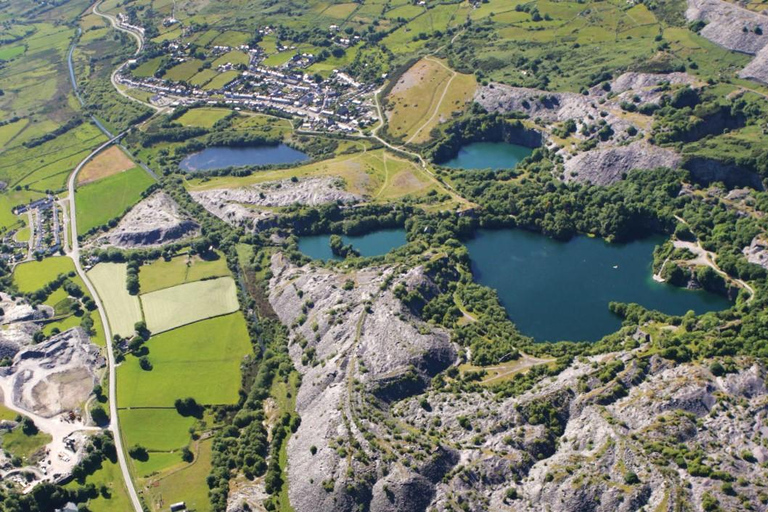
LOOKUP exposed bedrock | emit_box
[686,0,768,83]
[97,191,200,248]
[268,254,456,512]
[391,353,768,512]
[684,157,764,189]
[563,143,682,185]
[191,177,361,231]
[0,328,104,417]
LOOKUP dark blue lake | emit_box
[298,229,407,260]
[466,229,731,342]
[179,144,309,172]
[442,142,533,170]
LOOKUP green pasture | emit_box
[117,313,251,408]
[143,438,213,512]
[87,263,144,338]
[13,256,75,293]
[65,459,133,512]
[139,251,230,293]
[76,166,155,235]
[119,409,195,452]
[140,276,239,333]
[176,107,232,128]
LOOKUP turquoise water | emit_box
[179,144,309,172]
[298,229,407,260]
[442,142,534,170]
[466,229,731,342]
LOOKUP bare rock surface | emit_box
[564,143,682,185]
[389,351,768,512]
[192,177,361,229]
[474,78,691,184]
[686,0,768,83]
[0,328,104,417]
[257,252,768,512]
[267,254,455,512]
[744,235,768,268]
[0,294,54,359]
[97,191,200,248]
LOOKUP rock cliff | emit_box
[97,191,200,248]
[686,0,768,84]
[192,177,361,230]
[268,254,456,512]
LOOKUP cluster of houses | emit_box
[5,195,63,263]
[118,23,382,133]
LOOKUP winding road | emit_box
[59,2,153,509]
[64,132,143,512]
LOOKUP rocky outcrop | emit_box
[0,328,104,417]
[684,157,763,189]
[564,143,682,185]
[191,177,361,230]
[390,350,768,512]
[0,294,54,359]
[267,254,456,512]
[686,0,768,84]
[744,235,768,269]
[97,191,200,248]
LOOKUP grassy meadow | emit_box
[13,256,75,293]
[87,263,144,337]
[116,312,251,408]
[76,166,155,235]
[140,276,240,333]
[138,251,230,293]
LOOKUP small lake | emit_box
[466,229,731,342]
[298,229,407,260]
[179,144,309,172]
[442,142,534,170]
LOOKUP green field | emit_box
[186,148,448,205]
[139,252,230,293]
[163,59,204,82]
[132,56,165,78]
[13,256,75,293]
[176,107,232,128]
[117,313,251,408]
[65,458,132,512]
[203,70,239,90]
[140,276,240,333]
[143,438,213,512]
[76,166,155,235]
[87,263,144,338]
[2,427,52,463]
[119,409,195,451]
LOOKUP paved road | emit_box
[92,1,163,113]
[65,133,143,512]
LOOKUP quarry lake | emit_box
[179,144,309,172]
[466,229,732,342]
[299,229,407,260]
[442,142,534,170]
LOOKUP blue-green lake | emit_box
[466,229,731,342]
[442,142,534,170]
[298,229,407,260]
[180,144,309,172]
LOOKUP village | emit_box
[118,25,383,134]
[0,196,64,266]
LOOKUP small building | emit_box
[170,502,186,512]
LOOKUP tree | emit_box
[21,417,38,435]
[128,445,148,461]
[139,356,153,371]
[174,397,203,418]
[134,321,151,341]
[181,447,194,463]
[90,406,109,426]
